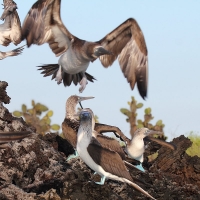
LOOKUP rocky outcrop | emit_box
[0,81,200,200]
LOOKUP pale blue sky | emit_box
[0,1,199,141]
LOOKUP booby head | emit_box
[79,109,92,121]
[79,108,95,127]
[65,95,94,119]
[92,46,112,58]
[133,128,163,140]
[127,128,164,161]
[66,95,94,105]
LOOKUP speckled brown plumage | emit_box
[22,0,148,98]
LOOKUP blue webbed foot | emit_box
[135,163,145,172]
[95,176,106,185]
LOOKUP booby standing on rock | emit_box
[77,109,156,200]
[81,108,145,173]
[63,95,130,164]
[0,0,24,59]
[22,0,148,99]
[0,131,31,149]
[62,95,94,159]
[114,128,176,171]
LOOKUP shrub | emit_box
[13,100,60,135]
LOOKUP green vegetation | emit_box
[13,100,60,135]
[120,96,165,138]
[120,97,200,158]
[186,132,200,157]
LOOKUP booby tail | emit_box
[122,178,156,200]
[37,64,96,86]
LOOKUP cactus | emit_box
[13,100,60,135]
[186,132,200,157]
[120,97,142,137]
[120,96,165,138]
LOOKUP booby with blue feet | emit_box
[63,95,135,169]
[77,108,156,200]
[114,128,176,172]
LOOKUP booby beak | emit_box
[78,96,94,109]
[78,96,94,102]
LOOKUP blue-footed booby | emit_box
[77,109,156,200]
[22,0,148,99]
[114,128,176,171]
[0,0,24,59]
[63,95,127,162]
[0,131,31,148]
[62,95,94,150]
[63,95,138,161]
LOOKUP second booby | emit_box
[62,95,94,150]
[114,128,176,171]
[22,0,148,99]
[77,109,156,200]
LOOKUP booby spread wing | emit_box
[0,9,22,46]
[97,18,148,99]
[88,137,133,181]
[22,0,74,57]
[94,122,130,144]
[145,136,176,150]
